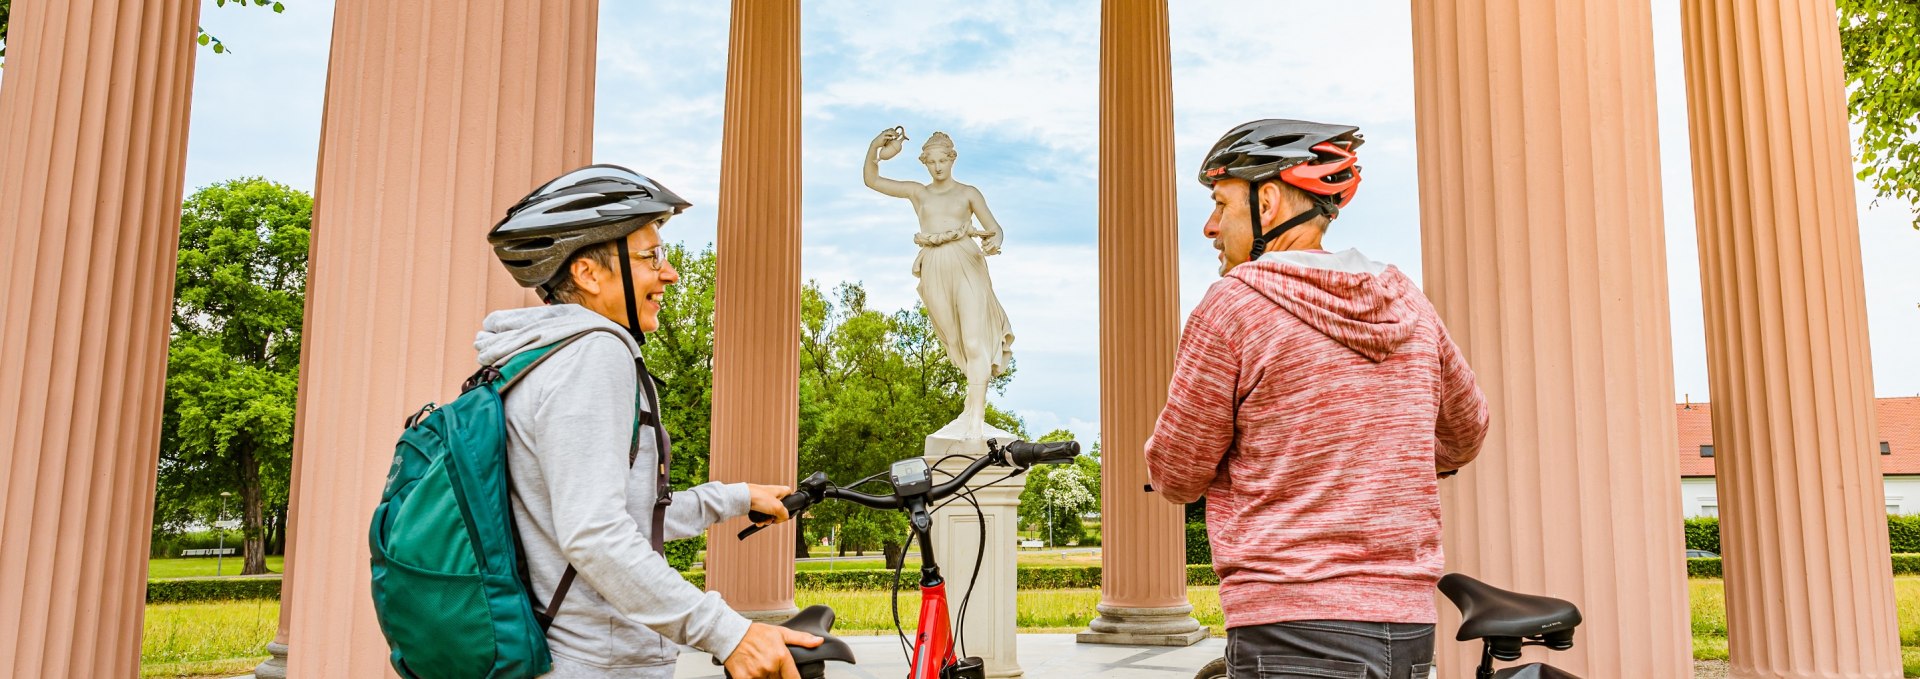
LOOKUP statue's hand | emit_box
[980,229,1004,255]
[872,127,903,149]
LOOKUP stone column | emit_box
[1082,0,1206,648]
[0,1,201,677]
[1410,1,1691,676]
[706,0,802,622]
[254,202,324,679]
[283,2,596,675]
[1680,2,1901,676]
[927,437,1025,676]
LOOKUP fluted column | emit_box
[706,0,802,621]
[254,199,323,679]
[284,2,596,675]
[1680,2,1899,676]
[0,1,201,676]
[1082,0,1205,648]
[1411,1,1691,675]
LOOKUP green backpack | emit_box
[369,329,649,679]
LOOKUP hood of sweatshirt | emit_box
[1226,248,1419,362]
[474,304,641,367]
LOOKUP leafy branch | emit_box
[1838,0,1920,229]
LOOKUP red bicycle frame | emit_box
[910,581,957,679]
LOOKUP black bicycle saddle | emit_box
[715,604,856,679]
[1439,573,1582,641]
[1493,662,1584,679]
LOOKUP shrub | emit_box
[147,578,282,604]
[1687,557,1722,578]
[1889,515,1920,553]
[1683,517,1720,554]
[1187,564,1219,586]
[1186,522,1211,565]
[665,534,706,572]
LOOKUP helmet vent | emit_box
[507,237,556,251]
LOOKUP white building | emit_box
[1677,397,1919,518]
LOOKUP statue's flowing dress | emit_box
[912,225,1014,378]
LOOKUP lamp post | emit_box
[217,492,232,576]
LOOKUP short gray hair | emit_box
[543,240,621,304]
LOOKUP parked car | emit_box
[1686,549,1719,559]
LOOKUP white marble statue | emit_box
[865,128,1016,441]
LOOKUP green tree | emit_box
[644,244,717,492]
[158,177,309,575]
[1018,428,1100,546]
[1839,0,1920,228]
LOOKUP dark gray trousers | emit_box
[1226,620,1436,679]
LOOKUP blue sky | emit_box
[140,0,1920,444]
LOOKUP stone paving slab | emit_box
[671,633,1225,679]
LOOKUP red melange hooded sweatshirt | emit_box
[1145,248,1489,628]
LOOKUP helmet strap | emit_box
[1247,182,1339,260]
[614,237,648,346]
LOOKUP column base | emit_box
[250,641,288,679]
[1077,604,1208,647]
[739,606,802,624]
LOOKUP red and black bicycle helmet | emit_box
[1199,120,1363,258]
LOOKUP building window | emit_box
[1700,445,1715,458]
[1884,441,1893,455]
[1701,504,1718,518]
[1889,496,1904,516]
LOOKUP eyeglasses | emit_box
[634,245,666,272]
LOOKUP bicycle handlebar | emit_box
[736,439,1075,541]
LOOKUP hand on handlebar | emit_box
[746,484,793,526]
[723,622,822,679]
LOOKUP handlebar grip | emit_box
[1006,440,1080,467]
[748,492,813,526]
[740,491,814,540]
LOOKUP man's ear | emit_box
[1258,180,1290,230]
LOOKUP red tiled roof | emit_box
[1676,396,1920,477]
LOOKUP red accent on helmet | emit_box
[1277,142,1362,208]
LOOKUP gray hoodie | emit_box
[474,304,753,678]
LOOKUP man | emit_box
[479,165,822,678]
[1145,121,1489,679]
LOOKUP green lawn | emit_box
[147,556,283,580]
[142,600,276,678]
[138,575,1920,677]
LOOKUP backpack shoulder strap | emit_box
[494,328,624,394]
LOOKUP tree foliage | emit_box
[1839,0,1920,228]
[158,177,310,575]
[0,0,283,67]
[1017,428,1101,546]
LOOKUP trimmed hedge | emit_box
[1891,515,1920,553]
[1687,558,1721,578]
[1687,515,1920,555]
[147,577,282,604]
[1689,555,1920,578]
[1186,522,1211,565]
[1683,517,1720,554]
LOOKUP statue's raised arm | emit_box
[863,127,921,199]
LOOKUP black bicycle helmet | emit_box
[488,164,689,299]
[1199,120,1364,258]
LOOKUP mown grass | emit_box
[147,556,283,580]
[142,600,276,678]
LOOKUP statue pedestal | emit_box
[925,429,1025,678]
